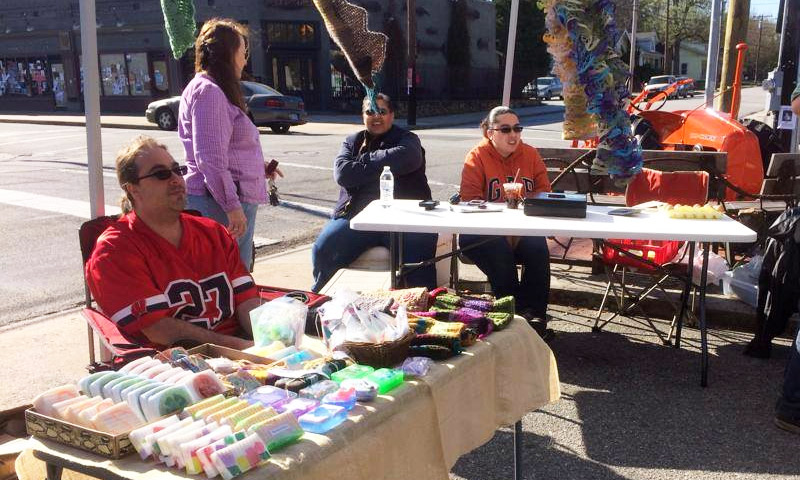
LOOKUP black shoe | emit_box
[743,339,772,359]
[526,316,555,343]
[775,413,800,434]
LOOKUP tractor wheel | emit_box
[631,116,662,151]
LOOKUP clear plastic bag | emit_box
[250,296,308,348]
[692,249,730,286]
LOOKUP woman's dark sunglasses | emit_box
[364,108,389,116]
[491,125,524,134]
[136,165,188,181]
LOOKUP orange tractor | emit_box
[627,44,765,200]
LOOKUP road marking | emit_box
[0,188,120,219]
[277,161,332,171]
[0,128,74,139]
[279,200,332,216]
[0,133,85,147]
[60,168,118,178]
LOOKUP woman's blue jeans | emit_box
[459,234,550,318]
[311,217,438,292]
[187,194,259,271]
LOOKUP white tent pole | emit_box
[704,0,722,108]
[502,0,520,107]
[80,0,104,218]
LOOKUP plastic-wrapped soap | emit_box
[32,384,79,417]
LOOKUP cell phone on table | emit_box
[607,207,640,216]
[265,159,279,175]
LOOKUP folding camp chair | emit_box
[594,168,709,345]
[79,214,331,372]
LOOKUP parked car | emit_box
[676,76,695,98]
[643,75,678,99]
[145,81,308,133]
[533,76,563,100]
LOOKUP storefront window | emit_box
[126,53,151,96]
[152,60,169,92]
[0,57,52,97]
[100,53,128,96]
[264,22,317,47]
[51,63,66,107]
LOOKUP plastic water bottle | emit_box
[379,166,394,207]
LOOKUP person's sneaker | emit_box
[774,412,800,434]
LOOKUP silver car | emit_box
[535,77,563,100]
[145,81,309,133]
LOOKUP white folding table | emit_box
[350,199,757,387]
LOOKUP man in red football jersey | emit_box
[86,136,261,350]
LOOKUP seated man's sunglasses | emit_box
[491,125,524,134]
[364,108,389,116]
[136,165,188,181]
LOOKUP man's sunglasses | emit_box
[364,108,389,116]
[491,125,524,134]
[136,165,188,181]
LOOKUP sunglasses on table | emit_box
[490,125,524,134]
[363,108,389,116]
[136,165,188,181]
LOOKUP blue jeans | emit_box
[777,328,800,418]
[311,217,438,292]
[459,234,550,318]
[187,194,259,270]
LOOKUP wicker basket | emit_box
[338,332,415,368]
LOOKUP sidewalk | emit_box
[0,103,565,131]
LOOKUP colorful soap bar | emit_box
[322,388,357,411]
[298,380,339,401]
[142,385,193,422]
[207,400,252,424]
[101,375,135,399]
[62,396,103,425]
[330,364,374,384]
[140,417,193,459]
[244,385,296,409]
[155,420,209,461]
[196,431,247,478]
[298,404,347,434]
[91,402,145,435]
[32,384,79,418]
[220,404,263,428]
[182,425,233,475]
[181,369,227,402]
[233,407,277,432]
[339,378,378,402]
[77,372,110,396]
[88,372,124,397]
[77,398,114,428]
[210,433,269,480]
[51,395,90,420]
[276,397,319,418]
[159,421,217,468]
[182,394,226,419]
[129,414,180,454]
[250,411,304,452]
[364,368,404,394]
[193,397,240,421]
[110,378,149,403]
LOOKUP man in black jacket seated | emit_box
[310,93,437,292]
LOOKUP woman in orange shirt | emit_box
[459,106,552,338]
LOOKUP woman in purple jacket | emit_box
[178,18,273,270]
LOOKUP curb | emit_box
[0,117,160,130]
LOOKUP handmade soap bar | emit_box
[243,340,285,359]
[182,425,233,475]
[159,421,218,467]
[196,431,247,478]
[339,379,378,402]
[331,364,374,384]
[364,368,404,394]
[110,378,149,403]
[220,404,263,428]
[298,404,347,434]
[282,350,314,367]
[32,384,79,418]
[62,396,103,425]
[142,417,195,458]
[233,407,278,432]
[207,400,251,424]
[193,397,240,421]
[139,362,172,379]
[126,358,163,376]
[250,411,304,452]
[210,433,269,480]
[77,398,114,428]
[153,367,186,383]
[142,385,193,422]
[77,372,110,396]
[181,369,226,402]
[88,371,124,397]
[244,385,296,409]
[183,394,226,419]
[401,357,433,377]
[276,397,319,418]
[118,355,155,373]
[51,395,90,420]
[298,380,339,401]
[101,375,135,399]
[129,414,180,454]
[91,402,145,435]
[155,419,209,461]
[322,388,356,411]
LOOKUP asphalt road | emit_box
[0,87,769,326]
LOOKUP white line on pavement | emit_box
[0,188,120,219]
[277,161,332,171]
[60,169,117,178]
[0,133,85,148]
[0,129,74,139]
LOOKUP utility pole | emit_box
[716,0,751,113]
[705,0,723,107]
[501,0,520,106]
[754,15,763,82]
[406,0,416,126]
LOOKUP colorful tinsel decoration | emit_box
[312,0,388,110]
[539,0,642,186]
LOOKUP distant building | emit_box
[677,41,706,81]
[0,0,498,113]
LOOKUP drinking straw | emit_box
[513,168,521,185]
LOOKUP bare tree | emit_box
[638,0,710,74]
